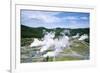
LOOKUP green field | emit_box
[21,38,89,63]
[21,25,90,63]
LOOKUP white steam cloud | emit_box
[29,31,88,59]
[78,34,88,41]
[30,31,70,57]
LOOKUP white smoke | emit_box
[40,32,55,52]
[72,33,80,38]
[30,38,43,47]
[60,29,70,35]
[30,31,70,57]
[78,34,88,41]
[29,32,89,60]
[54,36,69,52]
[43,51,58,57]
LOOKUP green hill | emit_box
[21,25,89,38]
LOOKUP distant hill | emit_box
[21,25,89,38]
[21,25,46,38]
[21,25,90,46]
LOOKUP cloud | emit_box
[26,11,62,23]
[21,10,89,28]
[80,16,88,20]
[63,16,79,20]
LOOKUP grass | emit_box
[21,38,89,63]
[70,40,89,56]
[55,56,82,61]
[21,38,34,46]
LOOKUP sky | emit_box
[21,9,90,29]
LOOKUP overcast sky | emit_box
[21,9,90,29]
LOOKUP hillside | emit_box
[21,25,90,63]
[21,25,89,38]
